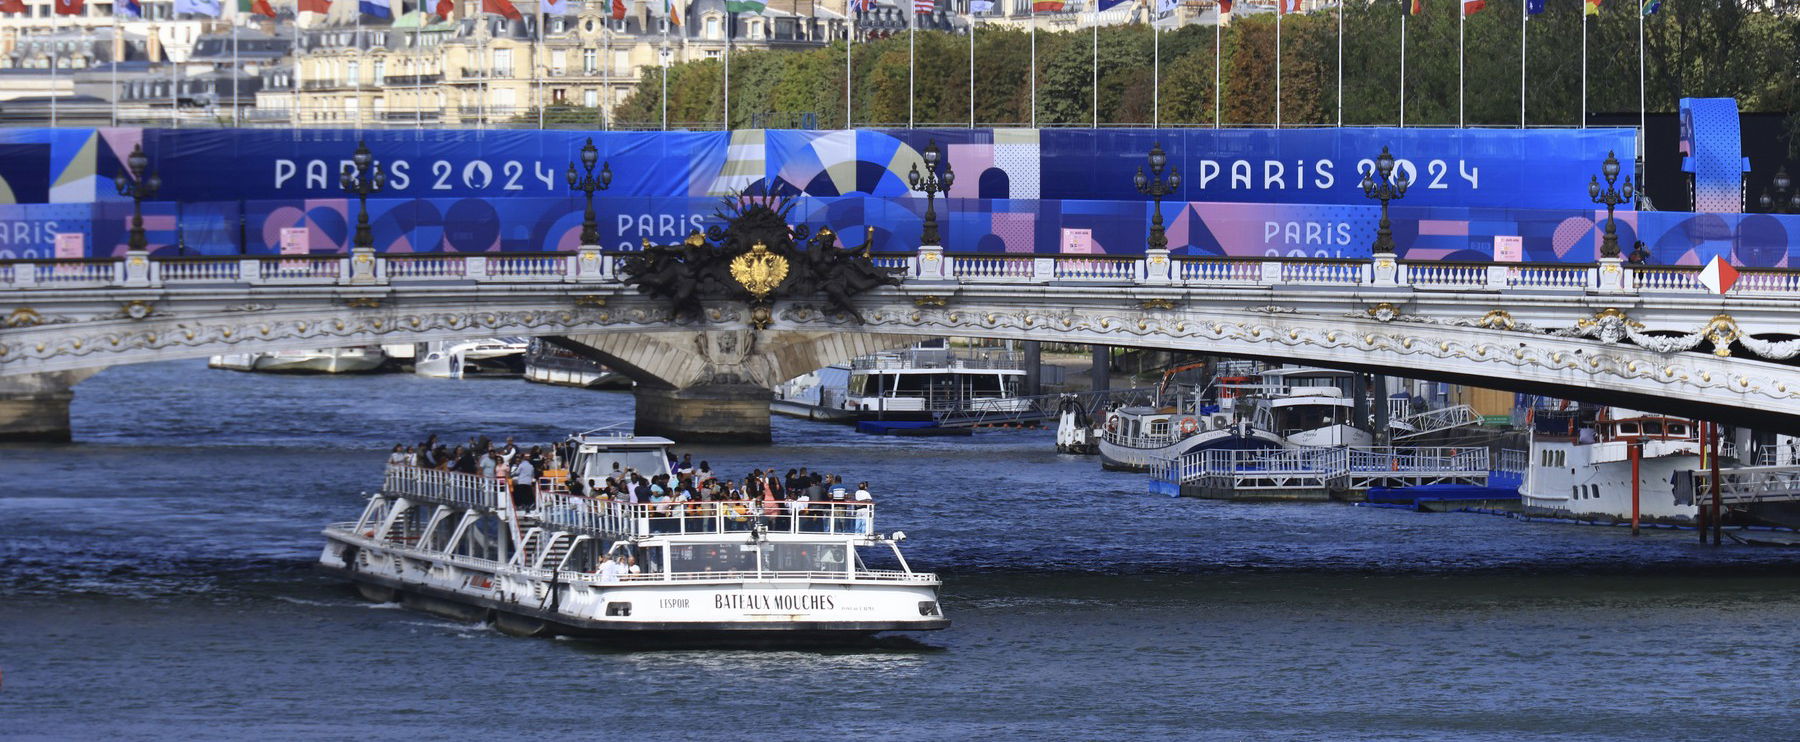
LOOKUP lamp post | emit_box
[1133,142,1180,250]
[1360,145,1408,254]
[1759,165,1799,214]
[567,137,613,246]
[907,139,954,247]
[1588,149,1634,259]
[113,143,161,252]
[340,140,385,250]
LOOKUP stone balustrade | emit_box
[4,246,1796,299]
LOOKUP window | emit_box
[345,60,359,85]
[706,16,720,39]
[612,50,629,73]
[493,48,511,75]
[372,60,385,85]
[551,88,565,103]
[552,49,566,75]
[583,88,598,107]
[582,48,596,74]
[493,87,515,108]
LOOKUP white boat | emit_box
[318,430,948,642]
[1522,407,1726,523]
[523,340,629,390]
[773,346,1028,423]
[414,338,529,379]
[1097,372,1289,471]
[207,346,387,374]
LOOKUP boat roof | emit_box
[571,431,675,449]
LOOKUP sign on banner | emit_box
[1493,235,1522,263]
[1060,228,1093,254]
[280,227,309,269]
[53,232,83,274]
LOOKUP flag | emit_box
[1155,0,1175,14]
[434,0,453,17]
[544,0,567,13]
[724,0,764,11]
[359,0,391,18]
[665,0,679,24]
[53,0,82,15]
[0,0,26,12]
[910,0,931,12]
[611,0,627,19]
[1096,0,1127,9]
[243,0,276,16]
[1525,0,1543,14]
[299,0,331,13]
[1583,0,1599,15]
[1640,0,1660,14]
[1031,0,1062,10]
[1462,0,1483,14]
[483,0,521,19]
[1217,0,1231,13]
[969,0,992,10]
[1698,256,1739,295]
[1276,0,1300,13]
[174,0,221,15]
[117,0,142,15]
[1409,0,1422,15]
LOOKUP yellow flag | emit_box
[1584,0,1600,15]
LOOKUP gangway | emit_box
[1393,404,1482,440]
[1684,465,1800,506]
[933,386,1160,429]
[1149,446,1499,499]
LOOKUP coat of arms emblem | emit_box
[729,241,788,300]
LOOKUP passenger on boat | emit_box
[387,445,407,466]
[512,456,537,509]
[595,554,625,583]
[478,452,496,479]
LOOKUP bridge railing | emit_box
[8,249,1800,299]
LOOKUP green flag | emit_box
[724,0,765,12]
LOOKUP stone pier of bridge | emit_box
[552,330,914,443]
[0,369,102,443]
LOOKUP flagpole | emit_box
[1275,4,1281,128]
[1151,13,1157,126]
[536,4,545,129]
[293,2,300,130]
[233,4,241,127]
[1638,4,1646,180]
[725,9,732,130]
[968,4,974,127]
[1457,4,1464,127]
[1580,10,1586,128]
[111,15,119,126]
[1399,8,1405,127]
[1090,0,1096,128]
[356,2,363,130]
[50,8,57,127]
[1029,1,1035,128]
[845,4,852,127]
[907,0,914,128]
[1336,0,1342,126]
[1520,1,1526,128]
[660,16,667,130]
[1213,7,1220,127]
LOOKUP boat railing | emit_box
[1150,446,1495,490]
[534,491,877,537]
[382,465,508,510]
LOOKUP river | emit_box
[2,360,1796,740]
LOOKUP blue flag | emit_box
[174,0,221,15]
[360,0,392,18]
[1526,0,1543,13]
[1096,0,1128,10]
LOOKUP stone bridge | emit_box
[5,245,1800,441]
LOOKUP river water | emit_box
[3,360,1797,740]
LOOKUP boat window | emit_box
[1669,424,1687,437]
[847,373,870,397]
[1148,419,1169,436]
[757,543,846,573]
[1617,422,1639,436]
[669,543,757,573]
[958,372,1006,397]
[578,447,669,483]
[1640,421,1663,436]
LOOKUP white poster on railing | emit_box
[53,232,83,274]
[1060,228,1093,254]
[1493,235,1523,263]
[279,227,309,270]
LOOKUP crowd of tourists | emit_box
[387,434,555,507]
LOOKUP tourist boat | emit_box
[1521,407,1732,523]
[413,338,529,379]
[522,340,629,390]
[1097,373,1287,471]
[207,346,388,374]
[772,345,1028,423]
[1246,367,1394,448]
[317,430,948,642]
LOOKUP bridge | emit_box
[6,243,1800,442]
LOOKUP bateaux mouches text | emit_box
[711,593,838,612]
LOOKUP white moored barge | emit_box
[318,432,948,643]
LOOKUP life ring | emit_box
[1178,416,1200,435]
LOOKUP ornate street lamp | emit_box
[1759,165,1799,214]
[1134,142,1180,251]
[1360,145,1408,254]
[340,140,386,250]
[567,137,614,246]
[907,140,954,246]
[113,143,161,252]
[1588,150,1634,259]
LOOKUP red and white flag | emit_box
[1698,256,1739,295]
[1276,0,1300,13]
[1463,0,1486,14]
[913,0,933,11]
[53,0,83,15]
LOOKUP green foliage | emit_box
[614,3,1800,129]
